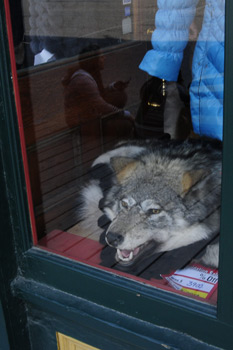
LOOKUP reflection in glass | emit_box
[10,0,224,304]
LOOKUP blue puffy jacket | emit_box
[139,0,225,140]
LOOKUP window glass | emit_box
[10,0,224,305]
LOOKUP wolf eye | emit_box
[147,208,161,215]
[121,200,129,209]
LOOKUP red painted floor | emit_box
[38,230,217,304]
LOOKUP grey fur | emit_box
[80,139,222,267]
[78,180,103,236]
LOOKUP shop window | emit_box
[8,0,224,305]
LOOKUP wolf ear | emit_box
[181,169,207,196]
[110,157,139,183]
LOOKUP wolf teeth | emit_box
[117,249,134,261]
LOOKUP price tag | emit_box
[161,264,218,299]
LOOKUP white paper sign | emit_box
[161,264,218,299]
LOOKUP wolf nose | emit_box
[106,231,124,247]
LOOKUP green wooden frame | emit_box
[217,0,233,325]
[1,0,233,349]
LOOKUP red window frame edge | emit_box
[3,0,38,244]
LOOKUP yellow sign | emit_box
[57,332,101,350]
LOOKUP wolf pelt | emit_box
[79,139,222,268]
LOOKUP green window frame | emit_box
[1,1,233,348]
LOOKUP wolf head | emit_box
[102,150,221,265]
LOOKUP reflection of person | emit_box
[62,44,132,128]
[139,0,225,141]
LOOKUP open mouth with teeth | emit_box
[115,242,154,266]
[117,247,140,262]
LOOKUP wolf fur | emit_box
[79,139,222,268]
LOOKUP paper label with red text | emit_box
[161,264,218,299]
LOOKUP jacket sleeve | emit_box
[139,0,199,81]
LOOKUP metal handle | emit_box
[147,102,161,107]
[146,28,154,35]
[162,79,166,96]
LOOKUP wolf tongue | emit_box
[121,249,132,258]
[121,247,140,258]
[133,247,140,256]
